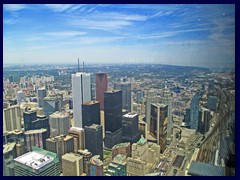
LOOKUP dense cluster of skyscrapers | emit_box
[3,63,235,176]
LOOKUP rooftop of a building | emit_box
[24,128,47,135]
[112,154,127,165]
[69,126,84,133]
[188,161,225,176]
[151,103,168,108]
[82,100,100,105]
[14,151,54,170]
[78,149,92,156]
[43,96,60,101]
[123,113,138,118]
[112,142,130,149]
[86,124,102,130]
[90,155,103,166]
[105,90,121,94]
[47,135,73,142]
[3,142,16,154]
[62,153,82,162]
[72,72,90,76]
[172,155,185,168]
[49,111,69,118]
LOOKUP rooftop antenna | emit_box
[78,58,80,72]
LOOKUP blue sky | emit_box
[3,4,235,68]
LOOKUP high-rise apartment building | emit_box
[161,87,173,144]
[114,82,131,112]
[198,108,211,133]
[3,105,21,132]
[14,147,60,176]
[24,128,48,151]
[190,92,202,130]
[89,155,103,176]
[72,72,91,128]
[69,127,85,152]
[122,113,141,144]
[104,90,122,149]
[37,87,46,107]
[84,124,103,160]
[62,153,84,176]
[150,103,168,153]
[82,101,100,128]
[49,111,71,137]
[96,73,108,110]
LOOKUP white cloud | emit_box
[43,31,87,38]
[3,4,27,11]
[45,4,73,12]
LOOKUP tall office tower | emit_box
[14,147,60,176]
[82,101,100,128]
[69,127,85,152]
[89,155,103,176]
[190,92,202,130]
[46,135,74,157]
[46,135,74,172]
[162,87,173,144]
[207,95,218,111]
[122,113,141,144]
[23,110,50,137]
[37,87,46,107]
[9,75,14,83]
[208,79,214,90]
[138,120,147,138]
[112,142,131,160]
[114,82,131,112]
[145,90,157,131]
[91,73,96,101]
[104,90,122,149]
[62,153,83,176]
[43,96,61,117]
[84,124,103,160]
[24,128,48,152]
[3,105,21,132]
[17,90,25,104]
[96,73,108,110]
[185,107,191,128]
[150,103,168,153]
[198,108,211,133]
[78,149,93,176]
[72,72,91,128]
[3,143,16,176]
[49,111,71,137]
[105,155,127,176]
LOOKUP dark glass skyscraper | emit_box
[37,88,46,108]
[84,124,103,160]
[104,90,122,149]
[82,101,100,128]
[104,90,122,132]
[96,73,108,110]
[122,113,141,144]
[190,92,203,130]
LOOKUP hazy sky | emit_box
[3,4,235,68]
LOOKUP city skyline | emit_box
[3,4,235,68]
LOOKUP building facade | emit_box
[62,153,83,176]
[72,72,91,128]
[82,101,100,128]
[84,124,103,160]
[96,73,108,110]
[114,82,131,112]
[49,111,71,137]
[69,127,85,152]
[3,105,21,132]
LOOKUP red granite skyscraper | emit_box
[96,73,107,110]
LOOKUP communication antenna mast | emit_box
[78,58,80,72]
